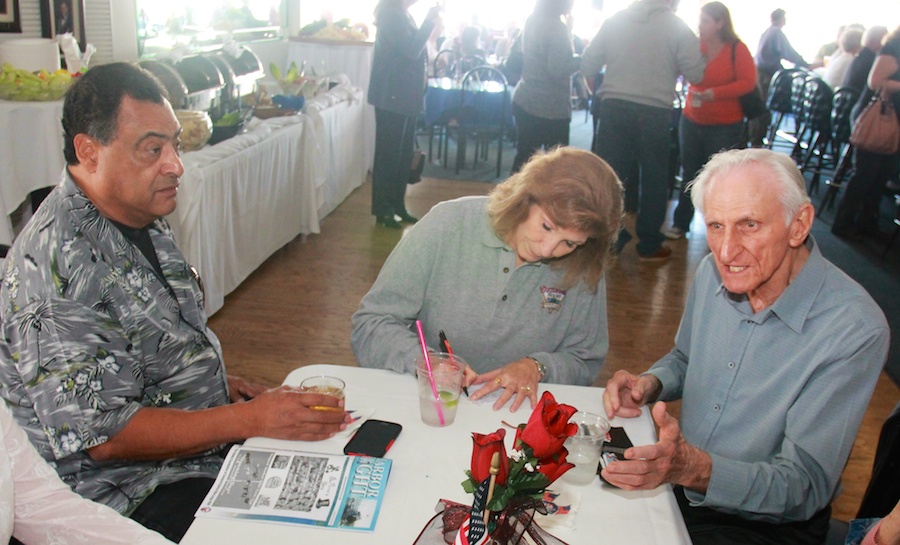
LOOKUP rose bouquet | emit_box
[454,391,578,545]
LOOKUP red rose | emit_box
[536,449,575,485]
[470,429,509,485]
[515,391,578,459]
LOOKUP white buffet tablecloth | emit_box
[181,365,692,545]
[167,113,317,316]
[167,83,368,315]
[0,99,65,245]
[289,38,375,173]
[304,82,369,218]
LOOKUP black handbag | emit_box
[408,147,426,185]
[732,43,768,120]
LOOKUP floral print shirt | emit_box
[0,171,229,515]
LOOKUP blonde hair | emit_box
[488,147,623,291]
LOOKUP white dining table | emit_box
[180,364,692,545]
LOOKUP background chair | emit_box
[765,68,802,150]
[450,66,510,178]
[817,87,860,216]
[433,49,458,79]
[796,77,834,195]
[789,70,813,159]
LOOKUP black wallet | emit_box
[598,426,633,472]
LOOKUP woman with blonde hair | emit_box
[352,147,623,412]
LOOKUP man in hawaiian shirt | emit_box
[0,62,349,543]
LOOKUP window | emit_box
[137,0,282,57]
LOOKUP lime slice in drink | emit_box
[438,390,458,408]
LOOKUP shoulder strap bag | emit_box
[732,43,767,120]
[849,91,900,155]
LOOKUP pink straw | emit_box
[415,320,445,426]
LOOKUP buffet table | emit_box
[0,99,65,245]
[303,81,369,219]
[0,83,367,315]
[167,83,368,315]
[181,364,692,545]
[288,38,375,173]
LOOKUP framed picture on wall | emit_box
[40,0,86,48]
[0,0,22,33]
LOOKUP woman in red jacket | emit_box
[665,1,756,239]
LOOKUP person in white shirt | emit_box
[0,403,174,544]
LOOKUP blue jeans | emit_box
[673,117,746,231]
[595,99,671,255]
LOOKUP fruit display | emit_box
[268,61,323,99]
[0,63,79,102]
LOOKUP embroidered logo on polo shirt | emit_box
[540,286,566,314]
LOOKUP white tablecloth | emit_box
[167,83,368,315]
[304,83,369,219]
[0,99,65,245]
[167,114,317,316]
[288,39,375,173]
[181,365,692,545]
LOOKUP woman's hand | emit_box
[470,358,542,412]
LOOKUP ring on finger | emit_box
[520,385,531,393]
[494,377,502,385]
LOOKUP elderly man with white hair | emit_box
[600,148,889,545]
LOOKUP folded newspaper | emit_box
[195,444,392,532]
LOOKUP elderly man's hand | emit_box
[599,402,711,492]
[246,386,350,441]
[602,370,661,419]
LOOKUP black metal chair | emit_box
[789,70,813,159]
[797,77,834,195]
[765,68,801,149]
[449,66,510,178]
[457,55,487,77]
[882,197,900,258]
[433,49,458,78]
[818,87,860,216]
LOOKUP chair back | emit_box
[830,87,860,144]
[433,49,458,78]
[766,69,797,113]
[791,71,810,120]
[459,66,509,129]
[457,55,487,77]
[801,77,833,132]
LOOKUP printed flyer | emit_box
[195,444,392,532]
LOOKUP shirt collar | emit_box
[715,236,827,333]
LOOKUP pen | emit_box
[439,330,469,397]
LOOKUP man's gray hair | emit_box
[687,149,811,226]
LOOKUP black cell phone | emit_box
[343,419,402,458]
[599,426,634,471]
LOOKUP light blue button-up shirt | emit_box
[648,237,889,523]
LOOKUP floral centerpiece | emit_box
[454,391,578,545]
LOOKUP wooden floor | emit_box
[209,176,899,522]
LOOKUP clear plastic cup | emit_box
[416,352,466,427]
[561,411,611,485]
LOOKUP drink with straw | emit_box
[416,352,465,427]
